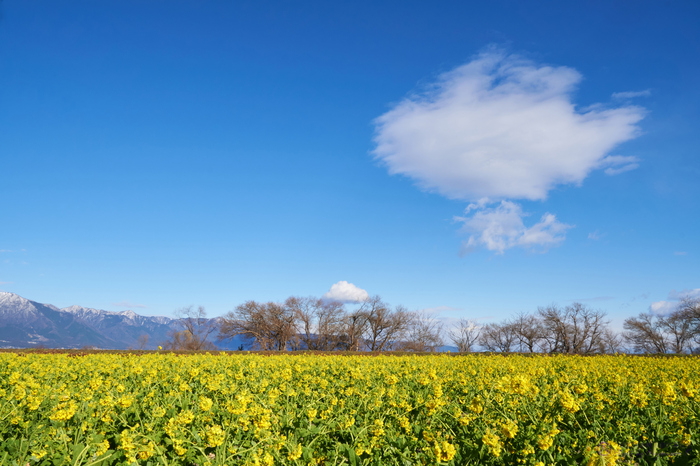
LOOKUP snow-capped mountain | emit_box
[0,292,252,350]
[0,292,180,349]
[0,291,58,322]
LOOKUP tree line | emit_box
[219,296,445,352]
[163,295,700,354]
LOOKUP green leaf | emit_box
[345,446,359,466]
[71,442,86,463]
[302,446,313,462]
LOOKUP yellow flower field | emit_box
[0,352,697,465]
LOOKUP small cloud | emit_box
[456,201,572,254]
[588,230,605,240]
[322,281,370,303]
[649,300,675,315]
[674,252,687,256]
[649,288,700,315]
[612,89,651,100]
[667,288,700,300]
[113,301,147,309]
[0,281,12,285]
[604,164,638,176]
[0,250,12,254]
[599,155,640,176]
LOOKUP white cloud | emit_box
[649,288,700,315]
[649,301,675,315]
[674,252,687,256]
[668,288,700,300]
[600,155,640,175]
[113,301,147,309]
[322,281,370,303]
[373,49,646,202]
[612,89,651,100]
[455,201,572,254]
[588,230,604,240]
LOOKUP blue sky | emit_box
[1,1,698,328]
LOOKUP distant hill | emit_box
[0,292,249,350]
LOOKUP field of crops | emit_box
[0,352,698,465]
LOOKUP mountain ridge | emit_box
[0,292,242,350]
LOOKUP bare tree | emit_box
[218,299,297,351]
[598,328,623,354]
[400,311,444,352]
[623,313,669,354]
[164,306,218,351]
[659,310,693,354]
[623,298,698,354]
[448,319,480,353]
[339,308,369,351]
[361,297,413,351]
[288,296,346,351]
[538,303,608,354]
[163,331,197,351]
[678,297,700,320]
[510,312,544,353]
[479,322,517,352]
[678,297,700,353]
[137,334,149,350]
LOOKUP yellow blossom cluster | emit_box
[0,352,698,465]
